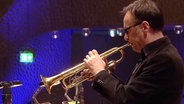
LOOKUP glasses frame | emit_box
[123,22,142,34]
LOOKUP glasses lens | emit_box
[123,27,130,35]
[123,22,141,35]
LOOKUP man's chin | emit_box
[131,46,141,53]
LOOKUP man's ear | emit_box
[141,21,150,31]
[141,21,150,38]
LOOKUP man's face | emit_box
[123,11,145,53]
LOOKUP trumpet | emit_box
[40,43,130,94]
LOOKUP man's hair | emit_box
[121,0,164,31]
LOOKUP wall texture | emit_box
[1,0,184,36]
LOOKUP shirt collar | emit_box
[141,36,171,59]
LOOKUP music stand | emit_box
[0,81,22,104]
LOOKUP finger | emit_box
[92,49,98,55]
[85,55,90,59]
[83,58,87,63]
[88,51,94,57]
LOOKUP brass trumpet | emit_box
[40,43,130,94]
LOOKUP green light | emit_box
[20,51,34,63]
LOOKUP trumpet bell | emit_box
[40,75,52,94]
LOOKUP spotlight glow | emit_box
[117,28,123,36]
[109,29,116,37]
[82,28,90,37]
[174,25,183,35]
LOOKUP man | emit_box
[83,0,184,104]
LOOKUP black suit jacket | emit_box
[92,36,184,104]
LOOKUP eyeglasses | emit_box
[123,22,142,34]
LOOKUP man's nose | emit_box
[124,34,128,41]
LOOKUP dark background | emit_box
[0,0,184,104]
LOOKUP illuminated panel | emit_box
[20,51,34,63]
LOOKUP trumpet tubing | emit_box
[40,43,130,94]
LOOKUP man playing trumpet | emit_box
[83,0,184,104]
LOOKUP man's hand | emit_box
[83,49,106,75]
